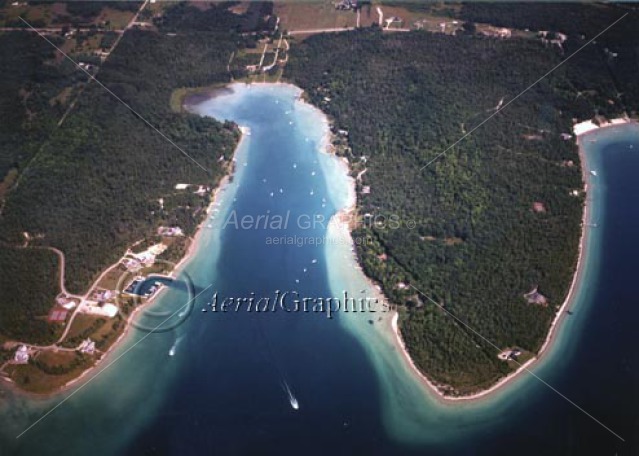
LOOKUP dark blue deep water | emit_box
[1,85,638,456]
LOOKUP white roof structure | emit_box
[14,345,29,364]
[82,303,119,318]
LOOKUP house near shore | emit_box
[157,226,184,237]
[78,338,96,354]
[498,348,522,361]
[14,345,29,364]
[122,257,141,271]
[524,286,547,305]
[93,289,114,302]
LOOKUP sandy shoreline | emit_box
[65,127,249,395]
[0,109,249,400]
[7,75,633,405]
[4,83,297,399]
[378,117,639,403]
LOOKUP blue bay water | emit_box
[1,84,638,455]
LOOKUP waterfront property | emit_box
[1,84,638,455]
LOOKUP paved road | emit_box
[288,27,411,36]
[0,27,123,33]
[288,27,356,35]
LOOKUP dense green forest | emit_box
[1,1,636,390]
[155,1,276,34]
[455,3,639,114]
[0,32,79,344]
[0,247,61,344]
[0,32,73,183]
[286,5,637,393]
[0,2,275,343]
[0,0,141,28]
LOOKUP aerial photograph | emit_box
[0,0,637,454]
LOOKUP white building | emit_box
[82,303,119,318]
[14,345,29,364]
[78,339,96,354]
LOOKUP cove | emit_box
[0,83,638,455]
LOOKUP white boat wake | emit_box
[168,336,183,357]
[281,380,299,410]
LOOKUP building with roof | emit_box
[14,345,29,364]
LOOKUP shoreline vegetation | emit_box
[3,1,638,401]
[0,0,276,392]
[284,18,639,395]
[217,78,637,403]
[4,77,636,402]
[0,101,245,399]
[385,119,632,402]
[1,62,636,405]
[0,0,265,393]
[2,80,336,397]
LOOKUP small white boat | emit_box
[169,337,182,357]
[270,192,274,197]
[590,170,598,176]
[311,259,318,264]
[282,381,299,411]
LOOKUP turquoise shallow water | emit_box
[1,85,638,455]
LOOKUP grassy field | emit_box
[63,314,105,343]
[275,1,359,31]
[94,6,137,29]
[96,264,128,290]
[0,2,62,27]
[0,2,138,28]
[6,350,95,394]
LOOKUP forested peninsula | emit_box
[0,2,270,391]
[286,3,638,394]
[1,1,637,395]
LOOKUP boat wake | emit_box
[281,380,299,411]
[254,313,299,411]
[168,336,183,357]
